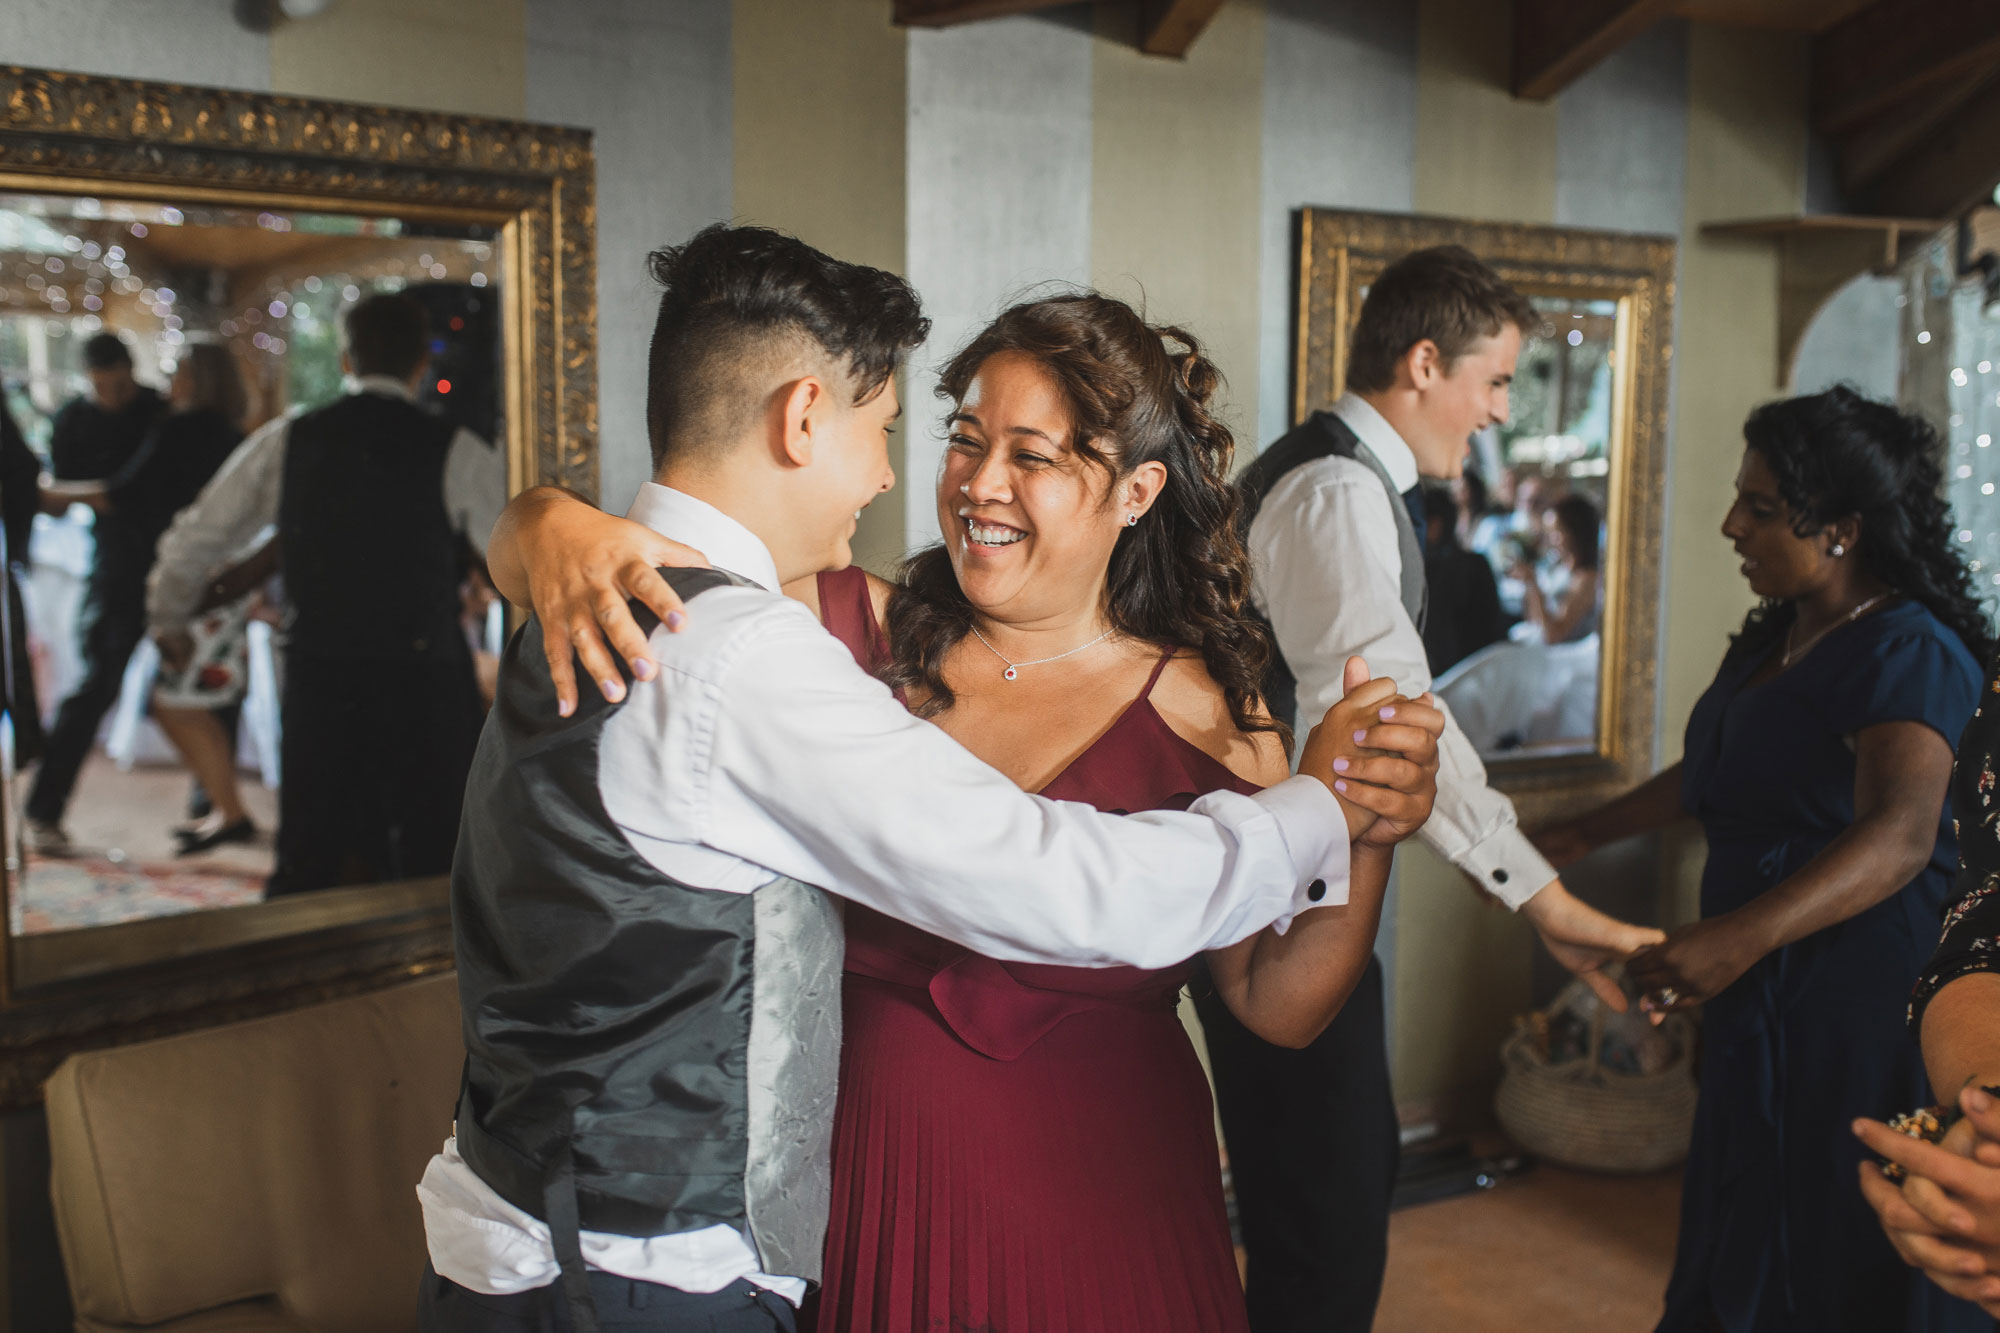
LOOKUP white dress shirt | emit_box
[421,482,1354,1303]
[1247,393,1556,910]
[144,374,505,636]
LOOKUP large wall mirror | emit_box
[0,66,596,1105]
[1294,209,1674,816]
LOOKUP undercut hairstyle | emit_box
[342,292,429,380]
[882,292,1287,749]
[1346,245,1538,395]
[644,224,930,469]
[1729,385,1995,667]
[82,332,132,371]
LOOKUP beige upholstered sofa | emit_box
[45,973,462,1333]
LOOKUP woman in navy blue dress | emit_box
[1536,387,1993,1331]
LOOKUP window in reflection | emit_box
[1430,296,1616,759]
[0,193,507,933]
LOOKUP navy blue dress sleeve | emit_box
[1822,623,1980,747]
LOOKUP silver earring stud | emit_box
[1125,513,1139,527]
[1831,543,1845,557]
[960,483,970,495]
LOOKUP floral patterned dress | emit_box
[1912,661,2000,1026]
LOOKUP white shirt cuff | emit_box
[1255,774,1351,920]
[1455,824,1557,910]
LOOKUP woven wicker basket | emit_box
[1494,992,1699,1174]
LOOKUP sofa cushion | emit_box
[47,973,461,1332]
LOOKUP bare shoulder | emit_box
[1147,649,1292,787]
[862,570,897,626]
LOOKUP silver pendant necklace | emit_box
[970,624,1114,681]
[1781,592,1890,667]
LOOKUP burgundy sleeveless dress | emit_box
[812,566,1256,1333]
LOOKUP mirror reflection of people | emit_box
[1512,493,1600,645]
[0,395,41,764]
[1535,386,1992,1331]
[25,343,242,854]
[1421,481,1506,675]
[47,332,162,482]
[147,293,504,895]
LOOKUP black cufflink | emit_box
[1493,869,1510,885]
[1307,878,1327,902]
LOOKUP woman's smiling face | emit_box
[936,351,1159,625]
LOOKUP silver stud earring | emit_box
[960,483,970,495]
[1125,512,1139,527]
[1831,543,1845,557]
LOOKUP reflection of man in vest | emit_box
[1206,246,1660,1333]
[266,293,492,895]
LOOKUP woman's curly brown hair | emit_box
[881,292,1288,748]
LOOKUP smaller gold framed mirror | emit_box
[1294,208,1675,818]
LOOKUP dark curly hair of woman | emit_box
[1729,384,1995,668]
[881,292,1286,746]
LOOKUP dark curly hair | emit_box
[1728,385,1995,667]
[881,293,1286,746]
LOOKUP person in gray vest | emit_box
[1198,245,1666,1332]
[417,225,1444,1333]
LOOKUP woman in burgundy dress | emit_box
[491,293,1431,1331]
[788,295,1415,1332]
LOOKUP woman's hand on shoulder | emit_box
[489,486,708,716]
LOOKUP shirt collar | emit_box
[1330,392,1421,494]
[626,483,783,593]
[345,373,416,402]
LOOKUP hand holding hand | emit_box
[1518,880,1664,1013]
[1626,913,1767,1022]
[1297,657,1444,848]
[1856,1084,2000,1312]
[153,628,194,675]
[510,492,708,716]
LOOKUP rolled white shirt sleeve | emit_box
[601,591,1348,970]
[145,413,290,635]
[1249,462,1555,910]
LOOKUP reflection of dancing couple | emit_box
[417,229,1651,1333]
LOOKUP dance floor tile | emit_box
[1376,1161,1681,1330]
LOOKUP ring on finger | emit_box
[1652,986,1681,1007]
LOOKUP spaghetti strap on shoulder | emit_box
[1140,646,1177,700]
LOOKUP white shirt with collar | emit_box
[420,482,1355,1304]
[144,373,506,636]
[1246,392,1556,909]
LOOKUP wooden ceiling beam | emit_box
[1853,71,2000,220]
[1837,65,2000,194]
[1813,0,2000,135]
[1512,0,1676,101]
[1138,0,1225,58]
[892,0,1076,28]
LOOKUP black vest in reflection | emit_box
[452,568,841,1287]
[279,391,461,659]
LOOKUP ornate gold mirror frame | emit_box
[1295,208,1674,822]
[0,66,596,1106]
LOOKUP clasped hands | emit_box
[1856,1084,2000,1313]
[1298,656,1443,850]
